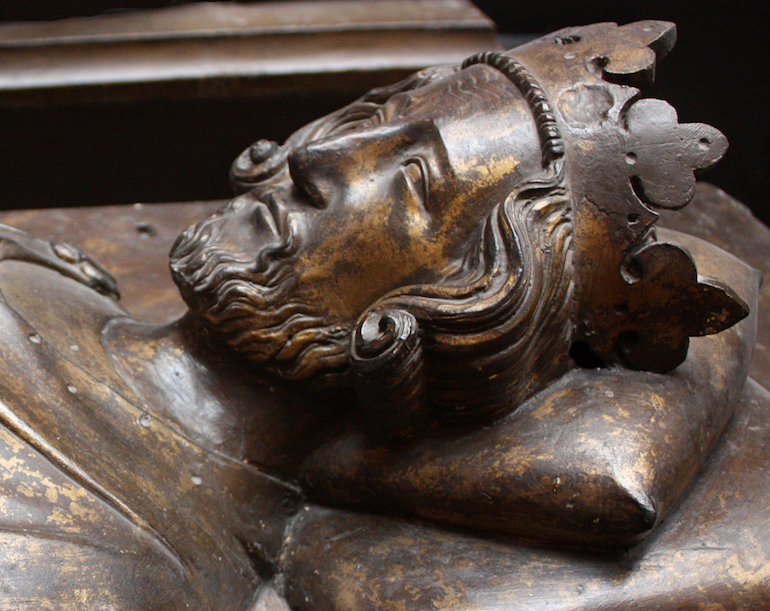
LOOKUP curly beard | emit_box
[169,202,351,382]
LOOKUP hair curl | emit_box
[223,63,576,437]
[351,164,573,437]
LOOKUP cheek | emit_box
[387,171,432,240]
[428,176,508,258]
[292,205,448,321]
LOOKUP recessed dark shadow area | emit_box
[0,93,360,210]
[570,340,607,369]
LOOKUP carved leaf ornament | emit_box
[622,99,728,210]
[503,20,748,372]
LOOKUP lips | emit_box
[253,190,301,261]
[256,191,290,239]
[252,200,279,237]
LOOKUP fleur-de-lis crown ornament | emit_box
[464,21,747,372]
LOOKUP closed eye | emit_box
[401,157,429,209]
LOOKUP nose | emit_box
[287,143,337,209]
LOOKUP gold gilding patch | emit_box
[650,393,665,410]
[454,154,521,192]
[575,139,594,154]
[531,387,573,419]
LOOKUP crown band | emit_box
[462,51,565,166]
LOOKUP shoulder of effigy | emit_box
[0,518,198,610]
[0,419,157,551]
[0,260,133,392]
[0,531,202,611]
[0,258,127,327]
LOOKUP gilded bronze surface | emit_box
[1,19,768,611]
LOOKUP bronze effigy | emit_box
[1,19,768,611]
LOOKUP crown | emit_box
[463,21,748,372]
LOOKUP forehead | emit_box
[395,65,544,187]
[400,65,525,119]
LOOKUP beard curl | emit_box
[170,211,350,383]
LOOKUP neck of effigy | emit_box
[102,310,351,479]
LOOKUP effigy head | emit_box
[170,21,747,437]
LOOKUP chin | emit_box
[170,207,351,382]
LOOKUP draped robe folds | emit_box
[1,203,770,610]
[0,261,298,611]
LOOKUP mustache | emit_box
[170,191,302,298]
[169,191,350,378]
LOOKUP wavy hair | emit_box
[201,63,576,435]
[352,165,574,434]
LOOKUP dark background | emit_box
[1,1,767,224]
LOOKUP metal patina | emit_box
[1,19,768,611]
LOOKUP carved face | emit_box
[171,65,553,380]
[230,66,540,318]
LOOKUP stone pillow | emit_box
[301,230,759,549]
